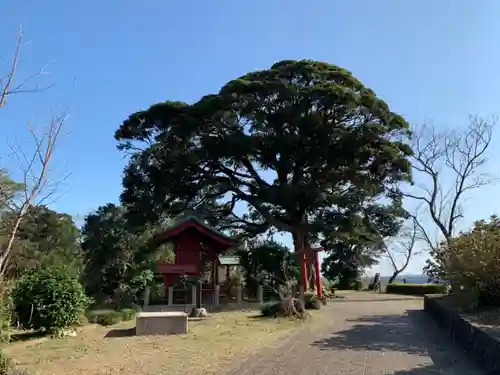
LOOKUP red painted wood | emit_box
[295,247,324,254]
[156,219,237,291]
[301,252,308,291]
[154,220,236,248]
[174,230,203,274]
[313,250,323,298]
[157,264,198,274]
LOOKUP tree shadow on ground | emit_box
[311,310,482,374]
[9,330,47,343]
[388,363,474,375]
[104,327,135,338]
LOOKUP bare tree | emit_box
[381,217,418,284]
[0,30,23,109]
[0,29,52,110]
[405,115,496,276]
[0,27,68,275]
[0,114,68,275]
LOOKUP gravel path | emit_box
[224,295,483,375]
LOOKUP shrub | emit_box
[386,283,446,295]
[322,289,335,299]
[308,299,322,310]
[0,351,11,375]
[119,308,136,321]
[97,311,122,326]
[260,301,282,317]
[0,351,28,375]
[439,216,500,307]
[260,298,307,318]
[354,280,363,291]
[304,292,322,310]
[12,265,90,333]
[74,314,89,327]
[0,283,12,343]
[86,309,122,326]
[86,309,114,324]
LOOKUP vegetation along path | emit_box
[225,293,483,375]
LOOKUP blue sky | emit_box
[1,0,500,276]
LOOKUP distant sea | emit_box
[383,274,429,284]
[360,274,430,290]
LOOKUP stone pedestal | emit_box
[168,287,174,306]
[135,312,188,336]
[235,285,242,304]
[214,284,220,306]
[143,286,150,308]
[191,285,197,306]
[258,285,264,304]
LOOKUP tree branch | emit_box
[405,115,496,248]
[0,113,68,275]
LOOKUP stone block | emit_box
[135,311,188,336]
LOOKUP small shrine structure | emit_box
[151,215,238,306]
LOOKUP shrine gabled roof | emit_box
[153,214,237,247]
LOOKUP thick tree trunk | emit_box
[292,230,308,291]
[388,271,400,285]
[302,232,315,291]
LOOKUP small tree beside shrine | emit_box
[115,60,413,295]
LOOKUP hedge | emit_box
[386,283,446,295]
[86,306,140,326]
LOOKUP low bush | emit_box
[0,351,29,375]
[260,301,282,317]
[323,290,335,299]
[74,314,89,327]
[260,298,307,318]
[386,283,446,295]
[304,292,322,310]
[98,311,122,326]
[12,265,90,333]
[86,309,113,324]
[0,351,11,375]
[87,305,139,326]
[308,299,322,310]
[0,283,12,343]
[436,216,500,308]
[86,309,122,326]
[119,308,136,321]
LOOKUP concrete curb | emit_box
[424,294,500,375]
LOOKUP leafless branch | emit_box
[0,113,69,275]
[0,28,53,110]
[0,29,22,109]
[382,217,418,283]
[405,115,496,248]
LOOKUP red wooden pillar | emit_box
[301,252,308,291]
[313,250,322,298]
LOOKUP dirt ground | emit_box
[3,309,329,375]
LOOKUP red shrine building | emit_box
[151,215,239,305]
[148,214,323,307]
